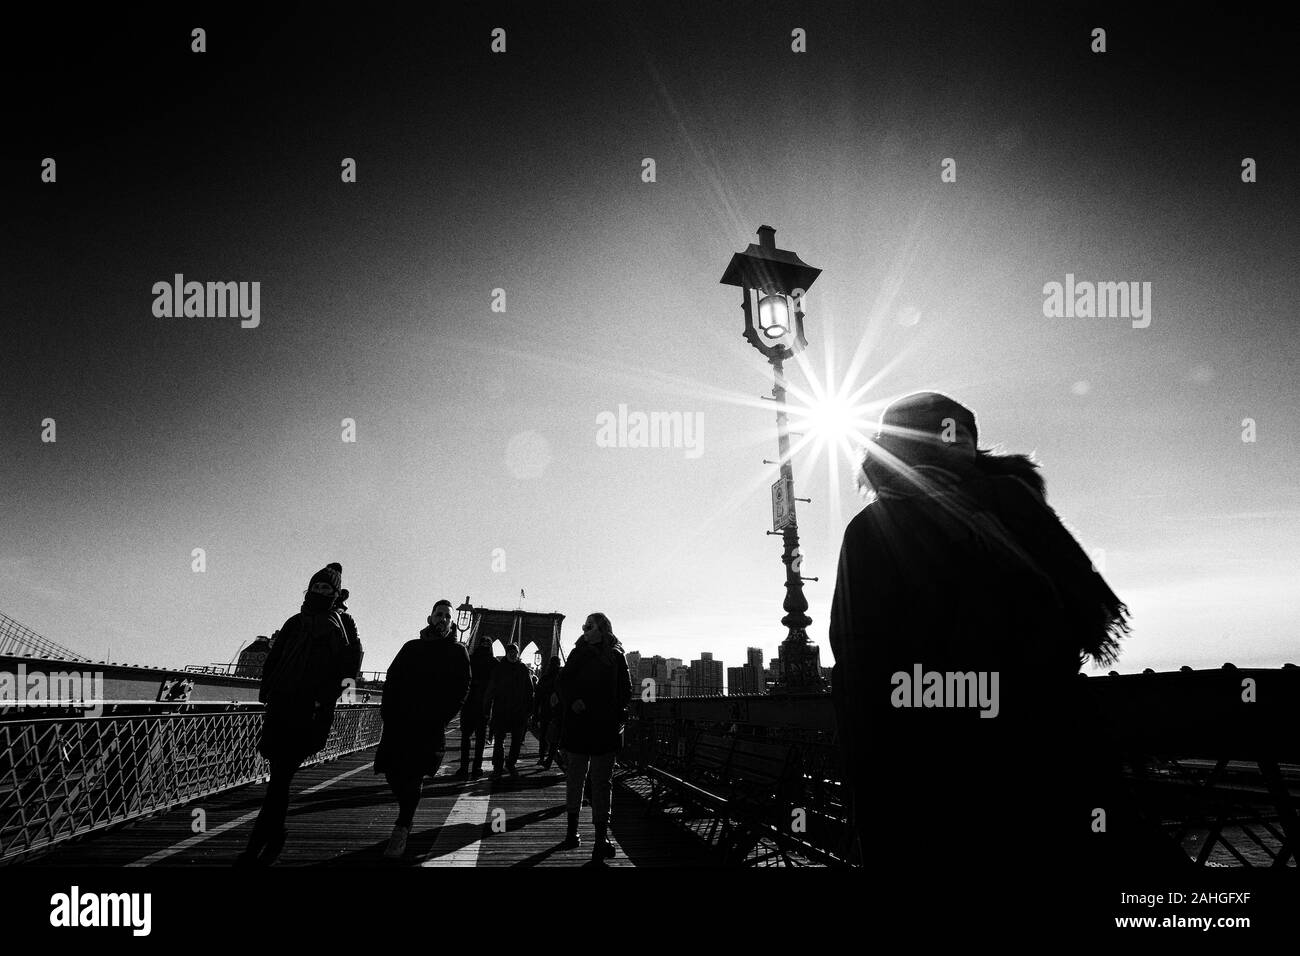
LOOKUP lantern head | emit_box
[455,596,474,634]
[719,225,821,361]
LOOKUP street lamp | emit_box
[455,596,474,635]
[720,225,826,695]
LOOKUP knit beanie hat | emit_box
[309,562,343,593]
[875,391,977,448]
[861,392,979,495]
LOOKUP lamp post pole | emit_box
[770,356,822,694]
[771,356,809,635]
[720,225,825,695]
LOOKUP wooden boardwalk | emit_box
[28,719,714,867]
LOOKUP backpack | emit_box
[262,610,349,705]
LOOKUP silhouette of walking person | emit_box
[373,600,471,860]
[533,656,565,770]
[455,634,496,779]
[558,612,631,864]
[828,392,1132,881]
[237,562,361,866]
[486,643,535,779]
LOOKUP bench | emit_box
[643,730,804,865]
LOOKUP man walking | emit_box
[455,635,496,779]
[485,643,535,778]
[373,599,471,859]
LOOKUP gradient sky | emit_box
[4,2,1297,682]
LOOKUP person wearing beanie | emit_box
[484,643,535,779]
[374,599,471,860]
[829,391,1151,881]
[237,562,358,866]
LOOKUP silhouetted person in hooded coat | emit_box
[829,393,1134,881]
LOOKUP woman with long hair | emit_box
[557,612,632,863]
[829,392,1136,877]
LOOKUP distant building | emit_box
[690,652,723,696]
[747,647,765,671]
[645,655,672,685]
[235,636,272,679]
[665,665,692,698]
[622,651,692,697]
[726,666,745,696]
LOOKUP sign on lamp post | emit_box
[771,476,796,532]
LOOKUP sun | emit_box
[799,392,863,447]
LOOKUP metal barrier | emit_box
[623,678,1300,869]
[182,662,387,687]
[0,704,383,864]
[622,696,851,866]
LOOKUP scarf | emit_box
[880,463,1129,667]
[575,634,624,668]
[301,591,337,615]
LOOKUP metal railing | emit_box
[182,662,387,686]
[0,704,383,864]
[621,695,850,866]
[620,675,1300,869]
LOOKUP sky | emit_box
[3,2,1297,681]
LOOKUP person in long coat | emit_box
[485,643,535,777]
[533,656,564,770]
[373,599,470,859]
[557,612,632,863]
[455,636,497,778]
[237,561,360,866]
[829,392,1134,881]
